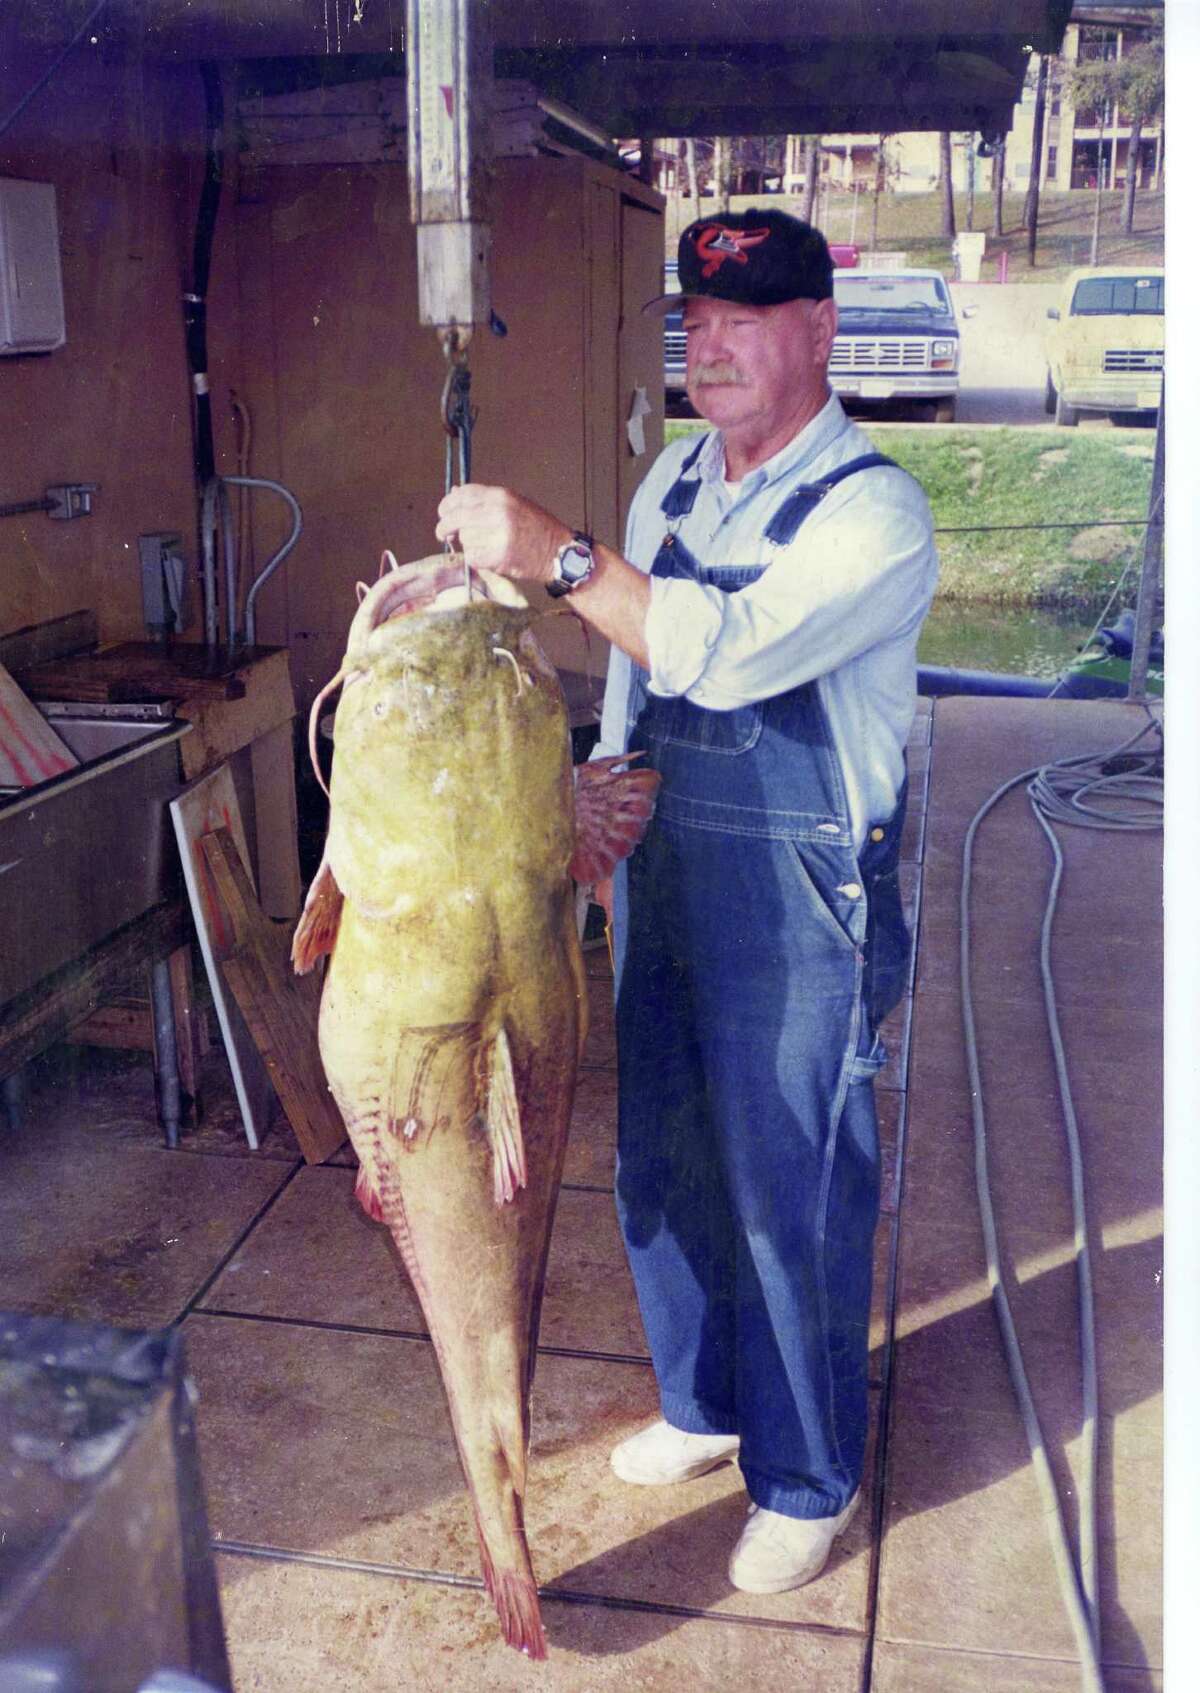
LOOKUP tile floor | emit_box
[0,697,1162,1691]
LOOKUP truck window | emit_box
[1070,277,1163,316]
[833,276,951,313]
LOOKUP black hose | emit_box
[184,62,225,491]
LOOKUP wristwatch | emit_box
[547,531,595,598]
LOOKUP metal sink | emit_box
[0,710,191,1006]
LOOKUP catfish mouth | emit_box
[367,556,526,632]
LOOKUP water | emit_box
[918,599,1102,681]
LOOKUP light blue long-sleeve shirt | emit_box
[595,393,938,848]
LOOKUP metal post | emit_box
[406,0,493,345]
[1128,390,1164,701]
[150,959,183,1149]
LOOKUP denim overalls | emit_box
[614,441,911,1519]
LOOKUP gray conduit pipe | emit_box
[200,477,223,648]
[222,476,303,646]
[199,475,302,647]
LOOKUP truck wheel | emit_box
[934,398,957,424]
[1044,372,1057,415]
[1055,390,1078,428]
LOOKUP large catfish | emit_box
[292,554,657,1658]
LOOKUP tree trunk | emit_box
[713,136,731,211]
[1023,54,1050,264]
[1090,106,1107,265]
[870,137,886,252]
[802,136,820,222]
[991,140,1006,236]
[965,135,976,231]
[939,131,956,236]
[685,137,699,204]
[1122,112,1143,234]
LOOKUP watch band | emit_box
[547,531,595,598]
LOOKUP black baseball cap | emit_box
[643,208,834,316]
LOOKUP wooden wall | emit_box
[232,153,665,710]
[1,40,665,720]
[0,41,232,642]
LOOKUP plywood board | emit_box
[169,766,273,1150]
[200,828,345,1165]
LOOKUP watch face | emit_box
[560,543,591,581]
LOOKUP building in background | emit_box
[668,5,1162,203]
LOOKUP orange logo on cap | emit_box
[692,224,771,278]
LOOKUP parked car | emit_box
[1044,266,1163,427]
[662,261,689,411]
[829,268,960,421]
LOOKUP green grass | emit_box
[665,189,1164,284]
[663,421,1155,606]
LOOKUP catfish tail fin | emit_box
[477,1528,547,1660]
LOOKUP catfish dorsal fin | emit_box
[485,1025,526,1206]
[291,857,344,974]
[569,753,662,884]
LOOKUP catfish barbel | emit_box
[292,554,658,1658]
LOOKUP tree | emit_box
[1067,22,1163,240]
[991,139,1006,236]
[869,135,891,253]
[802,136,821,223]
[1023,54,1050,265]
[963,133,976,231]
[938,131,956,237]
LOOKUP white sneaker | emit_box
[610,1419,740,1485]
[728,1490,861,1593]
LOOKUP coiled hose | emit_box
[959,707,1164,1693]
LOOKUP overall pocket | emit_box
[783,837,867,958]
[635,693,764,754]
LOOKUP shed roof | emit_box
[12,0,1080,137]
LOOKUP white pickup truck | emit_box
[1044,267,1163,427]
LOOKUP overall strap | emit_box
[659,435,708,519]
[763,451,901,547]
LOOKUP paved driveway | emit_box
[949,280,1059,425]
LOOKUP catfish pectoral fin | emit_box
[570,753,662,883]
[292,858,344,974]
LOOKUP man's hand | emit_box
[437,482,653,670]
[435,484,571,584]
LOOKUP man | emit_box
[436,208,937,1593]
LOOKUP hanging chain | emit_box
[441,331,475,594]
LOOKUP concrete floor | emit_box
[0,696,1162,1690]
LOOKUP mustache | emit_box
[690,362,747,386]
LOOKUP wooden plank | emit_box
[0,901,190,1077]
[178,648,295,779]
[66,1002,155,1050]
[0,660,79,787]
[20,643,259,706]
[0,610,98,677]
[168,943,207,1097]
[200,828,344,1165]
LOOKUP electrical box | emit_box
[0,178,67,354]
